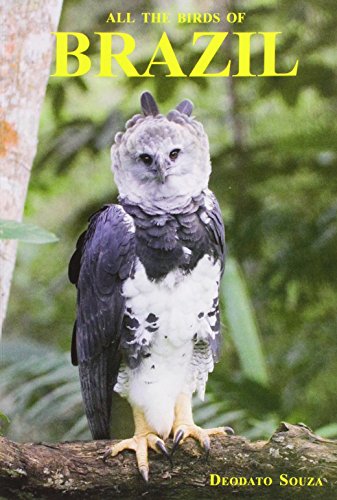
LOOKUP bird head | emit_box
[111,92,211,211]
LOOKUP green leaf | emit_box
[222,257,269,386]
[0,220,58,244]
[0,411,10,425]
[315,423,337,439]
[0,411,10,435]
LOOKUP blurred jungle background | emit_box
[1,0,337,443]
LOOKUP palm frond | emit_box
[0,339,85,441]
[221,257,269,386]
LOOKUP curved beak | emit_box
[155,155,167,184]
[156,164,167,184]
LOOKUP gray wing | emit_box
[206,194,226,276]
[68,204,135,439]
[205,193,226,362]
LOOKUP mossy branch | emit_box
[0,423,336,499]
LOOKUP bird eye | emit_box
[139,154,153,166]
[169,148,180,161]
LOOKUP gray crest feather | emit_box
[141,91,159,116]
[176,99,193,116]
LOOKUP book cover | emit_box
[1,0,336,496]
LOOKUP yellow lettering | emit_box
[279,473,288,486]
[233,32,256,77]
[210,474,220,486]
[51,32,91,77]
[259,32,299,77]
[106,12,135,23]
[51,31,300,79]
[238,12,246,23]
[142,32,186,77]
[227,12,238,23]
[95,32,140,77]
[106,13,116,23]
[190,32,231,77]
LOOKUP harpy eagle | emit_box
[69,92,231,480]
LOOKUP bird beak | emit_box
[155,160,167,184]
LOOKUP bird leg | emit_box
[103,407,170,481]
[172,393,233,456]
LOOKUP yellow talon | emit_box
[172,393,231,454]
[103,408,170,481]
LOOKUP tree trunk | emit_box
[0,0,63,336]
[0,423,336,499]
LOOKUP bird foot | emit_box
[172,423,233,457]
[103,432,171,481]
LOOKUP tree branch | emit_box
[0,423,336,499]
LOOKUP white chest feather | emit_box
[114,255,221,437]
[122,255,220,344]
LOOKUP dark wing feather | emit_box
[204,194,226,362]
[69,205,135,439]
[206,195,226,276]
